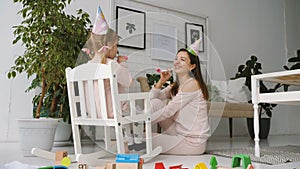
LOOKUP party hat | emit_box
[187,38,202,56]
[92,6,109,35]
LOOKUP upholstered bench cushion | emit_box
[208,102,253,118]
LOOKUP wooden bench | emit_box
[208,102,253,137]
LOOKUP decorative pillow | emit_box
[210,80,227,100]
[207,84,225,102]
[226,78,249,103]
[210,78,250,103]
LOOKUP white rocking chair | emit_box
[64,62,161,165]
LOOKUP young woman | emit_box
[150,48,210,155]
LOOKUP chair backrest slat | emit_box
[97,79,108,119]
[77,81,87,118]
[66,62,121,120]
[87,80,97,119]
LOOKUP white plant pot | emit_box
[53,119,72,146]
[17,118,59,156]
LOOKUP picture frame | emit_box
[185,22,204,52]
[116,6,146,49]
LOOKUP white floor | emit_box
[1,135,300,169]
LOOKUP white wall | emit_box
[123,0,300,137]
[285,0,300,58]
[0,0,100,142]
[1,0,300,142]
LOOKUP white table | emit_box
[251,69,300,157]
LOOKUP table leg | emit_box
[253,104,260,157]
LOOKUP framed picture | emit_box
[116,6,146,49]
[185,23,204,52]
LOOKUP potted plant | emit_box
[8,0,91,155]
[284,49,300,71]
[232,55,285,139]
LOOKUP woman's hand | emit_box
[160,71,171,83]
[155,70,172,89]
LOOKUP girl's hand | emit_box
[117,55,128,63]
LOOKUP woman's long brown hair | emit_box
[170,48,209,100]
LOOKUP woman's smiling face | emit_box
[174,51,194,74]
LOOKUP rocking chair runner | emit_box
[65,62,161,163]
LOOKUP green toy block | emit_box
[231,154,252,169]
[38,166,53,169]
[210,156,218,169]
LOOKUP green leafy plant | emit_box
[7,0,91,122]
[283,49,300,70]
[232,55,285,118]
[146,73,174,89]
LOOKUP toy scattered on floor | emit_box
[78,163,88,169]
[154,162,166,169]
[231,154,252,169]
[169,164,182,169]
[210,156,218,169]
[169,163,187,169]
[208,155,253,169]
[38,165,68,169]
[38,151,71,169]
[116,154,140,163]
[77,154,144,169]
[55,151,68,165]
[194,162,208,169]
[115,154,143,169]
[154,162,188,169]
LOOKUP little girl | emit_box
[84,28,143,146]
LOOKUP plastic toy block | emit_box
[231,154,252,169]
[155,162,166,169]
[116,154,140,163]
[38,166,53,169]
[210,156,218,169]
[38,166,68,169]
[194,162,208,169]
[53,166,68,169]
[78,163,88,169]
[106,163,116,169]
[55,151,68,161]
[138,158,144,169]
[169,164,182,169]
[246,164,254,169]
[94,167,105,169]
[115,163,138,169]
[55,151,68,165]
[60,157,71,167]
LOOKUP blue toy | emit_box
[116,154,140,163]
[38,165,68,169]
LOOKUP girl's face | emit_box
[174,51,196,74]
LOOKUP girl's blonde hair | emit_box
[86,28,118,64]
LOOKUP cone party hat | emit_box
[187,38,202,56]
[92,6,109,35]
